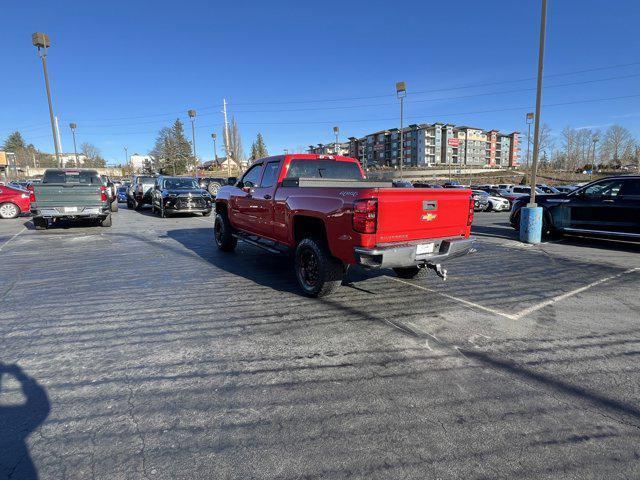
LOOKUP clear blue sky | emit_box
[2,0,639,164]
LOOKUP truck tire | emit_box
[101,214,112,227]
[295,237,344,297]
[0,202,20,219]
[33,217,48,230]
[214,212,237,252]
[393,266,426,279]
[110,201,118,212]
[207,182,221,196]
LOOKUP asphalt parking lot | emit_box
[1,207,639,479]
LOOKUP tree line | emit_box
[148,118,268,175]
[1,131,106,168]
[524,123,639,172]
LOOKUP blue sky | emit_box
[2,0,640,164]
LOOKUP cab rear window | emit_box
[286,160,363,180]
[42,170,102,184]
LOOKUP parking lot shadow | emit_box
[166,228,383,296]
[0,363,50,480]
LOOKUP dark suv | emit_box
[510,176,640,239]
[151,176,213,217]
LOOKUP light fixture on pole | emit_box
[211,133,218,162]
[188,109,197,176]
[520,0,548,245]
[396,82,407,178]
[525,112,534,168]
[590,135,599,180]
[69,123,79,164]
[333,126,339,155]
[32,32,61,167]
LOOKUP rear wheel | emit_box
[33,216,48,230]
[393,266,426,279]
[0,202,20,219]
[214,211,237,252]
[100,214,112,227]
[295,237,344,297]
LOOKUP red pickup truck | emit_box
[214,154,475,297]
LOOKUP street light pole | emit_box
[525,112,534,168]
[124,146,128,171]
[211,133,218,163]
[396,82,407,179]
[188,109,197,177]
[32,32,61,167]
[590,135,599,180]
[521,0,548,245]
[69,123,78,164]
[333,126,339,155]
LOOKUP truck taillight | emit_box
[28,185,36,202]
[100,186,108,202]
[353,199,377,234]
[467,195,475,226]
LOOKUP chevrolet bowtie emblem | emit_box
[422,212,437,221]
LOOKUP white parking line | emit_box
[193,217,215,224]
[386,266,640,320]
[386,276,518,320]
[0,227,27,252]
[510,267,640,319]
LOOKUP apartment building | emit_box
[338,123,520,168]
[307,142,350,156]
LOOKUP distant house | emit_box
[129,154,153,172]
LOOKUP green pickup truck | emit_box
[30,169,112,230]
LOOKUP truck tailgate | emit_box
[34,184,103,207]
[374,188,471,244]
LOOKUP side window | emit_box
[583,179,624,198]
[241,164,263,188]
[619,179,640,198]
[260,162,280,188]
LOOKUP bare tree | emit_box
[601,125,635,166]
[224,117,245,169]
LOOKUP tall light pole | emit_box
[525,112,534,168]
[396,82,407,178]
[333,126,339,155]
[69,123,79,164]
[590,135,599,180]
[188,109,197,176]
[521,0,548,245]
[32,32,61,167]
[211,133,218,163]
[124,146,128,171]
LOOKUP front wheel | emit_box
[0,202,20,219]
[214,212,237,252]
[393,266,426,279]
[295,237,344,297]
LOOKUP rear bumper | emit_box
[354,236,476,269]
[31,206,110,218]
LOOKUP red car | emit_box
[214,154,475,296]
[0,184,31,219]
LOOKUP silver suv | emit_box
[127,175,156,210]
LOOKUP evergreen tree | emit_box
[2,131,26,152]
[149,119,193,175]
[250,133,269,160]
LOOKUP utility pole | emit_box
[333,126,339,155]
[54,116,63,165]
[124,146,128,172]
[521,0,548,244]
[396,82,407,179]
[32,33,61,167]
[188,109,197,176]
[222,99,232,177]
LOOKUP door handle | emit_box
[263,194,272,200]
[602,199,614,203]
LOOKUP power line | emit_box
[60,60,640,124]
